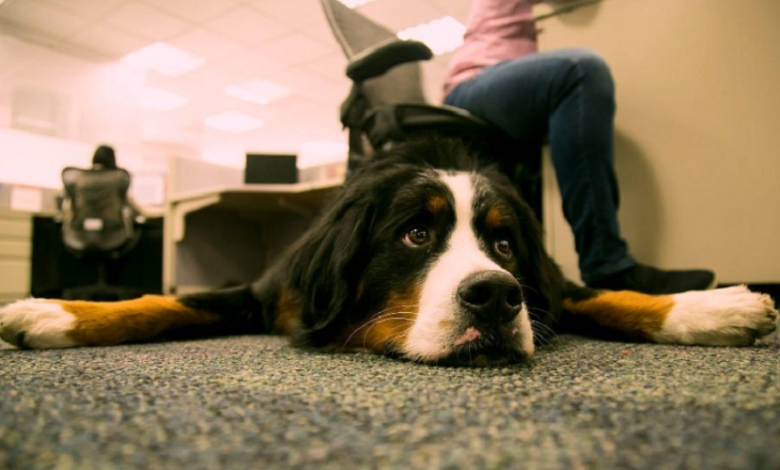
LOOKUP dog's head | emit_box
[288,139,561,366]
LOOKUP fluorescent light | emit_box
[337,0,379,8]
[123,42,205,77]
[141,87,188,111]
[224,80,291,105]
[397,16,466,55]
[204,111,264,133]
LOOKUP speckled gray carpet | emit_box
[1,335,778,470]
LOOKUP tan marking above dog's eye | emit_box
[486,206,504,230]
[494,239,512,258]
[404,227,431,247]
[426,196,448,215]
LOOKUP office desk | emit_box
[164,180,343,295]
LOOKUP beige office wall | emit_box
[539,0,780,283]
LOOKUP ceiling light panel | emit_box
[225,80,292,105]
[123,42,205,77]
[397,16,466,55]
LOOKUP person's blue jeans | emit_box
[444,48,636,283]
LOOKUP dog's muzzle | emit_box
[456,271,523,326]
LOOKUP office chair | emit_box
[320,0,543,218]
[60,167,144,300]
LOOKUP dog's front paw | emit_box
[653,286,778,346]
[0,299,78,349]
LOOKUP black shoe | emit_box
[587,264,717,295]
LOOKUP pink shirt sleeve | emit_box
[443,0,539,98]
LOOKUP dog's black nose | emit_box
[457,271,523,324]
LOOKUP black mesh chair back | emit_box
[322,0,427,107]
[61,167,134,253]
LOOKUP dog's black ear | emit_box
[285,186,377,348]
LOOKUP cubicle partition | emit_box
[163,157,343,295]
[0,183,60,303]
[0,207,32,304]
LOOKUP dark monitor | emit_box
[244,153,297,184]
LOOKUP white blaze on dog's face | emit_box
[402,172,534,364]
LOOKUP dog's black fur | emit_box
[181,138,569,355]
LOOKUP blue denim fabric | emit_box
[444,48,636,283]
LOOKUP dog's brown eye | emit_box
[404,227,430,247]
[494,239,512,258]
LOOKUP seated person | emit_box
[89,145,143,218]
[61,145,142,252]
[58,145,149,300]
[442,0,715,294]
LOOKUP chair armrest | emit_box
[346,39,433,81]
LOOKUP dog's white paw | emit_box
[0,299,78,349]
[653,285,778,346]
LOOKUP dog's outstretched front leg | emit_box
[562,285,778,346]
[0,284,284,349]
[0,296,221,349]
[652,286,778,345]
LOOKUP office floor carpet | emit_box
[1,334,778,470]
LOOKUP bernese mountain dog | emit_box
[0,139,776,366]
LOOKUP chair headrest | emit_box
[62,167,131,196]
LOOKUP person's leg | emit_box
[445,48,634,282]
[445,48,715,293]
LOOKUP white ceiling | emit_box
[0,0,470,153]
